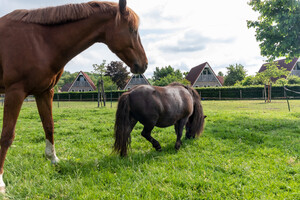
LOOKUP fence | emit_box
[1,86,300,103]
[50,85,300,102]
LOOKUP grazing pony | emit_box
[114,83,206,156]
[0,0,147,191]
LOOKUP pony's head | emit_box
[104,0,148,74]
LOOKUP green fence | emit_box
[52,85,300,101]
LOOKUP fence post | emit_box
[284,86,290,112]
[110,85,113,108]
[264,84,267,103]
[219,90,221,100]
[57,93,60,108]
[270,83,272,102]
[68,94,70,101]
[240,90,242,99]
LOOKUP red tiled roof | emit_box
[81,71,97,90]
[68,71,97,92]
[217,76,224,85]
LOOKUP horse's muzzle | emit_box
[133,63,147,74]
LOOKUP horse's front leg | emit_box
[174,118,189,150]
[35,89,59,164]
[0,88,27,192]
[141,126,161,151]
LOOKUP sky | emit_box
[0,0,267,78]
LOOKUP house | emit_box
[123,74,150,90]
[258,57,300,81]
[61,71,97,92]
[186,62,223,87]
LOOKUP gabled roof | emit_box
[186,62,207,85]
[68,71,97,91]
[186,62,222,86]
[258,57,299,73]
[123,74,150,90]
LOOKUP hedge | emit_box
[53,85,300,101]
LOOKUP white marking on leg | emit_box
[45,139,59,164]
[0,173,5,193]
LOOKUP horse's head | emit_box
[105,0,148,74]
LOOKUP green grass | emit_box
[0,100,299,199]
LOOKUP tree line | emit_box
[57,61,191,91]
[222,62,300,87]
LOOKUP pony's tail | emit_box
[188,88,206,138]
[113,93,131,157]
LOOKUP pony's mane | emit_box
[5,1,139,28]
[168,82,190,89]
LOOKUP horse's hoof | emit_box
[156,147,162,152]
[0,186,5,194]
[51,156,60,164]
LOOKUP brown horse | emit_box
[114,83,206,157]
[0,0,147,191]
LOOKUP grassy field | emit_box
[0,100,299,199]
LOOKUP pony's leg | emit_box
[35,89,59,164]
[174,118,189,150]
[0,89,27,192]
[141,126,161,151]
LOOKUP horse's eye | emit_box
[129,27,137,35]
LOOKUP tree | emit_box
[287,75,300,84]
[217,71,224,77]
[276,78,288,85]
[93,60,106,79]
[255,61,289,102]
[153,66,182,82]
[93,61,107,107]
[247,0,300,61]
[152,66,189,86]
[56,71,77,89]
[105,61,130,89]
[235,75,258,86]
[223,64,247,86]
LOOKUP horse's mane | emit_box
[5,1,139,28]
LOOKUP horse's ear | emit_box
[119,0,127,15]
[204,115,207,119]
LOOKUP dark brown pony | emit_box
[0,0,147,191]
[114,83,206,157]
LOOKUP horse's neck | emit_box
[48,13,111,69]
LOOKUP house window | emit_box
[296,62,300,70]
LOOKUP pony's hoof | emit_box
[156,147,162,152]
[175,142,182,150]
